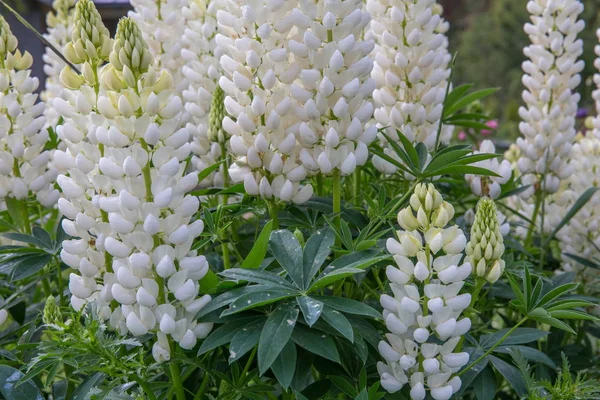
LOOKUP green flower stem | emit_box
[332,170,341,249]
[457,317,528,377]
[353,168,361,205]
[267,201,279,229]
[194,372,211,400]
[316,174,324,197]
[169,351,186,400]
[525,190,542,248]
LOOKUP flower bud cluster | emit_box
[55,15,212,362]
[516,0,584,196]
[216,0,313,203]
[465,197,505,283]
[42,0,76,128]
[368,0,452,174]
[465,140,512,199]
[181,0,227,186]
[378,183,470,400]
[0,16,59,206]
[129,0,189,94]
[287,0,376,177]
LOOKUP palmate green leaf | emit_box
[291,325,340,363]
[197,160,225,183]
[381,131,418,170]
[480,328,548,349]
[228,319,264,363]
[309,267,364,290]
[445,120,494,131]
[71,372,105,400]
[528,308,575,334]
[488,355,527,397]
[549,310,598,321]
[219,268,295,289]
[424,153,501,177]
[311,296,381,319]
[444,87,500,117]
[198,316,259,355]
[2,232,48,249]
[10,254,52,281]
[424,165,500,179]
[425,147,472,172]
[269,230,304,288]
[221,287,299,316]
[271,341,296,389]
[546,300,593,312]
[444,83,474,110]
[369,147,414,176]
[544,187,599,246]
[473,366,496,400]
[241,220,273,269]
[321,307,354,342]
[0,365,44,400]
[257,305,298,374]
[330,375,358,397]
[495,345,556,368]
[536,283,579,308]
[302,229,335,288]
[197,285,268,318]
[563,253,600,269]
[297,296,324,327]
[415,143,428,171]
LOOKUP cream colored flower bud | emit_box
[60,67,85,90]
[465,197,505,282]
[110,17,154,78]
[70,0,113,64]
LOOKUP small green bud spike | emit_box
[208,84,225,143]
[465,197,505,283]
[43,296,62,325]
[0,16,18,62]
[110,17,153,79]
[65,0,112,64]
[47,0,76,28]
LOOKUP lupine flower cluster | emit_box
[216,0,313,203]
[378,183,470,399]
[42,0,76,128]
[0,16,59,206]
[129,0,189,95]
[54,2,212,362]
[465,197,505,283]
[368,0,452,174]
[288,0,376,177]
[181,0,226,185]
[592,28,600,140]
[465,140,512,199]
[516,0,585,195]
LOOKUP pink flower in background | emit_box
[482,120,498,136]
[458,131,467,141]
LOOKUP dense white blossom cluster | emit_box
[216,0,313,203]
[516,0,584,195]
[592,28,600,140]
[378,183,470,400]
[368,0,452,174]
[53,3,212,362]
[181,0,226,184]
[465,141,512,199]
[288,0,376,177]
[42,0,76,128]
[129,0,189,94]
[0,16,59,206]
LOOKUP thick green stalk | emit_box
[267,202,279,229]
[169,355,186,400]
[332,171,341,249]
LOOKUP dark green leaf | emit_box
[221,288,299,316]
[321,307,354,342]
[292,326,340,363]
[488,355,527,396]
[495,346,555,368]
[2,233,47,249]
[444,84,474,110]
[424,165,500,178]
[198,317,259,355]
[0,365,44,400]
[269,230,304,288]
[71,372,105,400]
[219,268,294,288]
[258,305,299,374]
[480,328,549,349]
[271,341,296,389]
[444,88,499,116]
[241,221,273,269]
[309,267,364,289]
[197,285,276,318]
[228,319,264,363]
[536,283,578,308]
[313,296,381,319]
[563,253,600,269]
[329,376,357,397]
[10,254,52,281]
[197,160,225,183]
[296,296,323,327]
[303,228,335,288]
[473,366,496,400]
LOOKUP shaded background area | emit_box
[3,0,600,139]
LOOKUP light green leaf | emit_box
[241,220,273,269]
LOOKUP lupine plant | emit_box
[0,0,598,399]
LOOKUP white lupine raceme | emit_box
[378,183,470,399]
[592,28,600,140]
[56,9,212,362]
[516,0,584,196]
[289,0,376,177]
[216,0,313,203]
[465,140,512,199]
[42,0,76,128]
[181,0,226,184]
[368,0,452,174]
[129,0,189,94]
[0,16,59,206]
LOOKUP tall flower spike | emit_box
[42,0,76,128]
[592,28,600,140]
[379,183,470,399]
[368,0,452,175]
[288,0,376,177]
[465,197,505,283]
[129,0,189,94]
[64,0,112,66]
[61,17,213,362]
[181,0,226,186]
[516,0,584,196]
[216,0,313,204]
[0,16,59,206]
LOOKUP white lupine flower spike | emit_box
[517,0,584,196]
[42,0,76,129]
[0,16,59,207]
[379,183,470,399]
[216,0,313,204]
[368,0,452,175]
[57,12,213,362]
